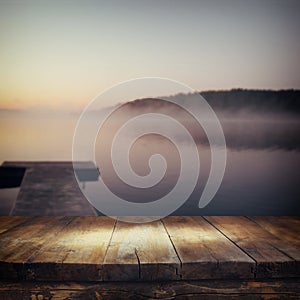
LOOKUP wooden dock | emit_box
[2,162,96,216]
[0,216,299,299]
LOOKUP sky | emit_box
[0,0,300,111]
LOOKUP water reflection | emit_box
[89,142,300,216]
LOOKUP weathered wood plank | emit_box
[0,217,73,280]
[0,279,299,300]
[205,216,300,278]
[162,216,255,280]
[103,219,181,281]
[250,216,300,250]
[27,216,116,281]
[0,216,29,234]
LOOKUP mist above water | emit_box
[1,89,299,215]
[96,94,300,151]
[90,94,299,215]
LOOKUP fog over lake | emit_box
[1,91,299,215]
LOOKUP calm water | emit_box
[0,111,299,215]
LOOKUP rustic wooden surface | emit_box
[163,216,254,280]
[0,216,299,299]
[2,162,96,216]
[0,216,299,283]
[1,279,300,299]
[0,216,29,234]
[205,216,300,279]
[103,220,181,282]
[250,216,300,250]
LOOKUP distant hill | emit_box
[200,89,300,114]
[125,89,300,115]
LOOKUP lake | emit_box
[0,110,299,215]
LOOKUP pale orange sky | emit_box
[1,0,300,111]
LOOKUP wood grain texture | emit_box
[26,216,116,281]
[162,216,255,280]
[0,216,29,234]
[0,279,299,300]
[102,219,181,281]
[250,216,300,250]
[0,217,73,280]
[205,216,300,279]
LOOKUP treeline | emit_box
[124,89,300,115]
[199,89,300,114]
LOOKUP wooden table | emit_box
[0,216,299,299]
